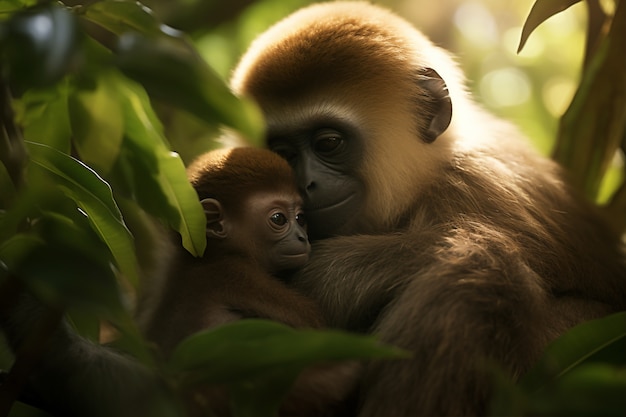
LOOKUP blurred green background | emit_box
[144,0,586,156]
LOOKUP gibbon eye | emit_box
[296,212,307,227]
[270,212,288,226]
[314,131,344,154]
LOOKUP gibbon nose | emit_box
[300,180,317,196]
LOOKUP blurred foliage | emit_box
[382,0,624,204]
[490,312,626,417]
[379,0,582,153]
[0,0,624,416]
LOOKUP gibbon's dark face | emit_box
[238,191,311,272]
[268,121,366,240]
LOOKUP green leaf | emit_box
[169,319,406,383]
[0,233,44,269]
[552,1,626,200]
[112,76,206,257]
[169,320,405,417]
[82,0,177,38]
[2,3,81,91]
[520,312,626,392]
[34,208,114,263]
[525,363,626,417]
[25,140,123,229]
[155,151,207,254]
[518,0,582,53]
[69,71,124,174]
[115,33,264,143]
[0,231,123,318]
[25,141,140,285]
[0,0,35,12]
[13,81,72,153]
[0,181,40,242]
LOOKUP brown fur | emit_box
[231,2,626,416]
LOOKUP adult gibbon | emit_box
[230,2,626,416]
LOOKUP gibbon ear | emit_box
[201,198,227,239]
[419,67,452,143]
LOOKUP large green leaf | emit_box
[1,2,81,91]
[113,137,206,257]
[0,230,123,318]
[25,143,120,216]
[25,141,140,285]
[490,313,626,416]
[69,71,124,175]
[13,81,72,153]
[169,320,405,417]
[169,319,406,383]
[155,151,207,254]
[82,0,175,38]
[82,0,263,142]
[520,312,626,392]
[113,76,206,257]
[518,0,582,53]
[526,363,626,417]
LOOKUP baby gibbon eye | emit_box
[270,212,288,226]
[296,212,307,227]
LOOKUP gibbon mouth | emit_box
[305,194,356,212]
[283,252,309,258]
[279,253,310,268]
[281,248,310,258]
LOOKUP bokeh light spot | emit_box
[480,67,531,108]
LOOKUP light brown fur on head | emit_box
[231,1,494,232]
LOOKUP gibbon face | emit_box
[188,147,310,271]
[225,190,310,273]
[231,2,455,238]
